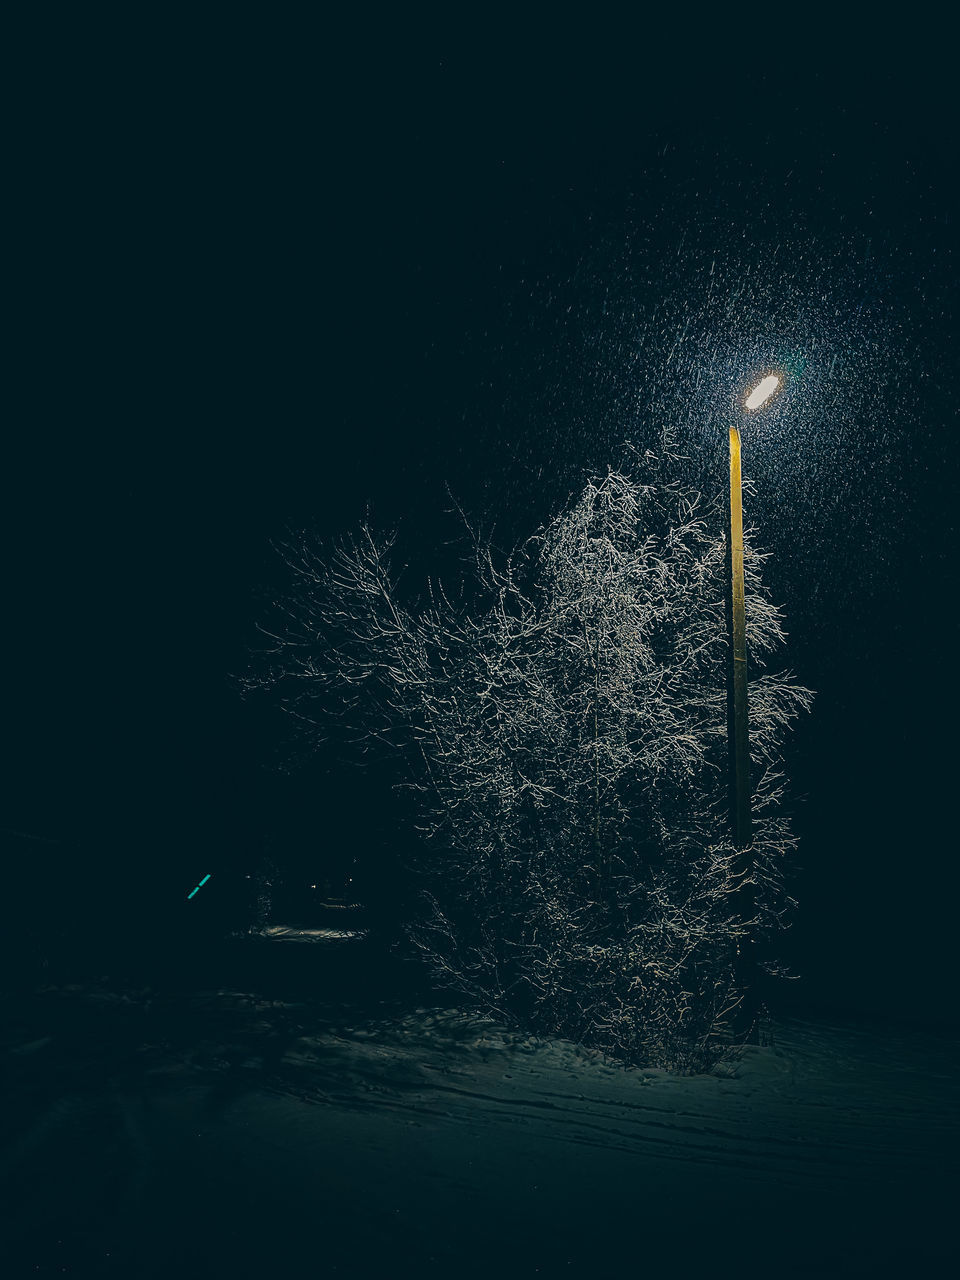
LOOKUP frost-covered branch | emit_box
[244,448,812,1071]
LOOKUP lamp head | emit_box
[745,374,781,412]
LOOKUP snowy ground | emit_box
[258,924,369,941]
[1,939,956,1278]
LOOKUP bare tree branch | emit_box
[244,447,812,1071]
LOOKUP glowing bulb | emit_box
[745,375,780,411]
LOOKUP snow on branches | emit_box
[245,449,812,1070]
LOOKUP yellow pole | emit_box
[728,426,751,848]
[729,424,759,1044]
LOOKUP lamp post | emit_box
[729,372,780,1040]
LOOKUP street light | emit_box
[729,372,781,1040]
[729,372,782,846]
[744,374,780,412]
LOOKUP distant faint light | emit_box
[745,375,780,411]
[187,873,211,900]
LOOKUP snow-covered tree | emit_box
[244,448,812,1070]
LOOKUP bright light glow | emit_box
[745,375,780,411]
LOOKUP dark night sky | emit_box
[7,21,958,1018]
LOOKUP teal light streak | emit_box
[187,873,211,900]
